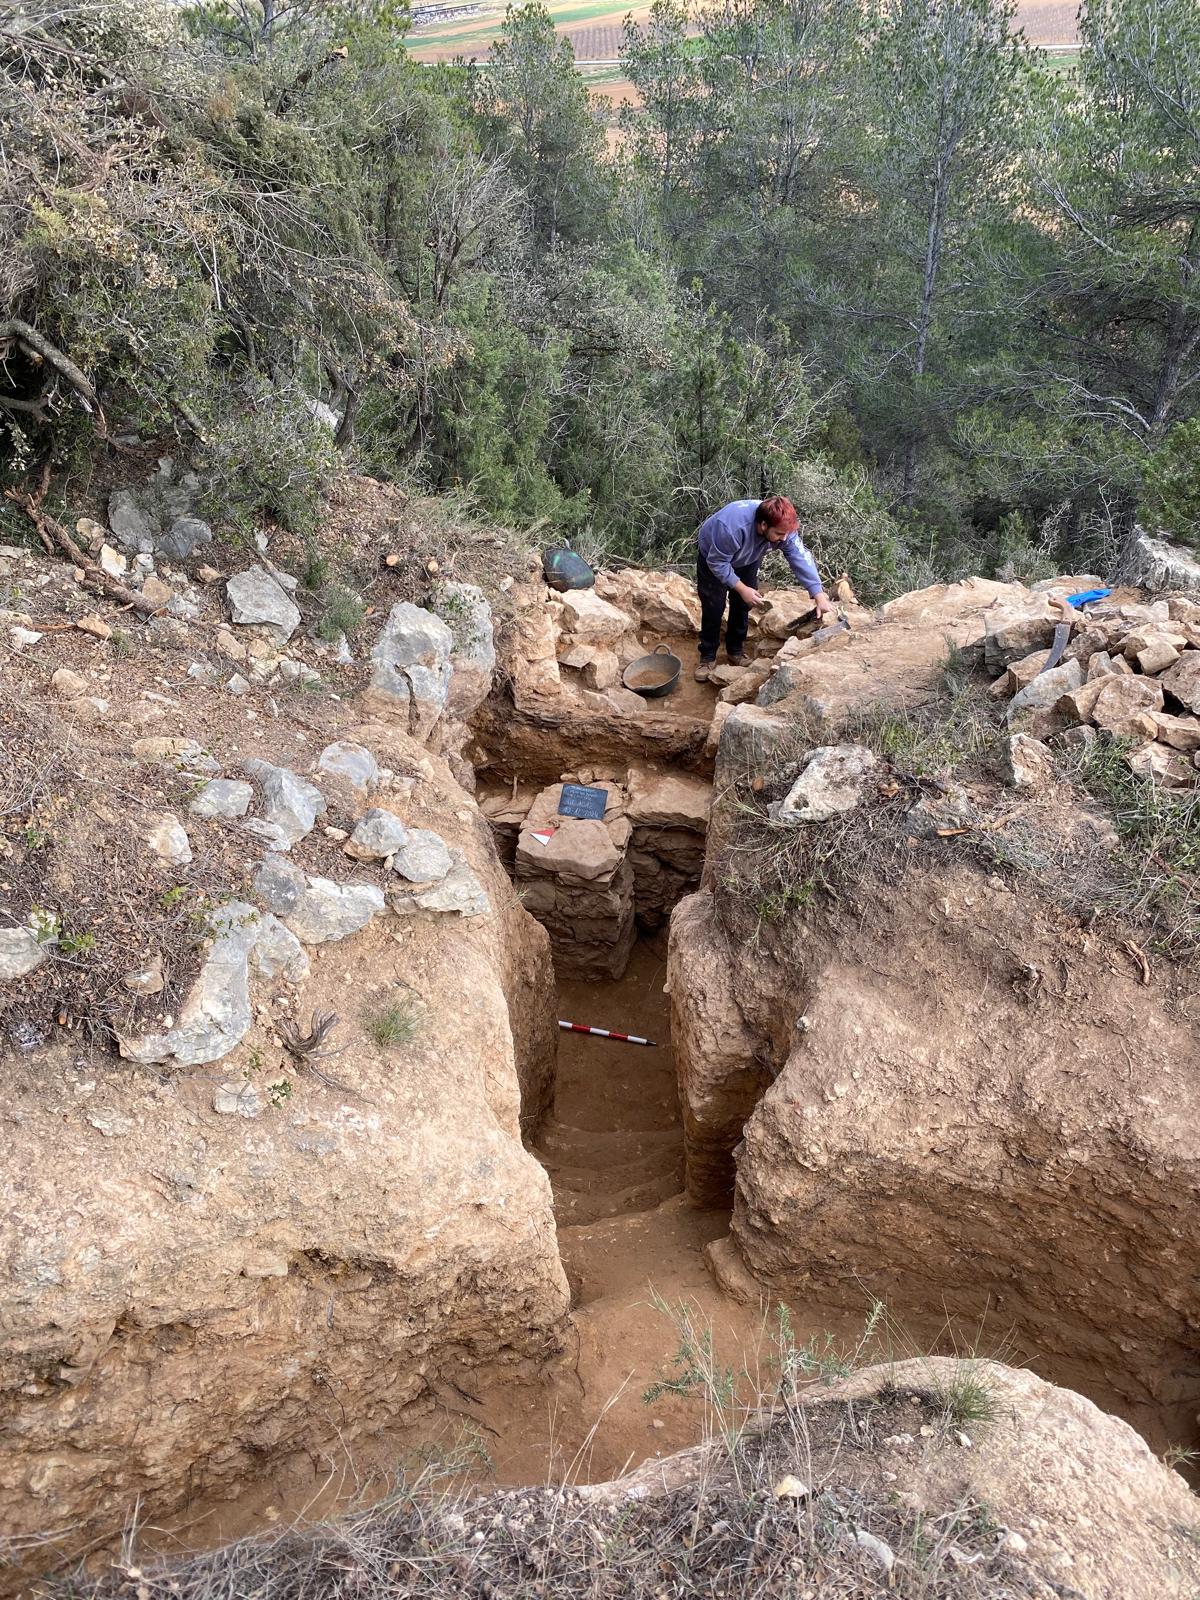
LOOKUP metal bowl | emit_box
[622,644,682,699]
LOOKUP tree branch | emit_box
[0,319,106,434]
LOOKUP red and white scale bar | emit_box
[558,1020,658,1047]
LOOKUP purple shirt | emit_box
[697,499,823,595]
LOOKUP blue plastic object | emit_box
[1065,587,1112,607]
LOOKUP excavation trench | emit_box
[156,709,1195,1561]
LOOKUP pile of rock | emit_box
[625,768,712,928]
[988,592,1200,787]
[491,766,713,969]
[514,781,635,979]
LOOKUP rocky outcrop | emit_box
[1114,525,1200,596]
[988,592,1200,782]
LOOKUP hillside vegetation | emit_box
[2,0,1199,593]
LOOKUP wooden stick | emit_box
[5,483,162,616]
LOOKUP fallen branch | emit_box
[4,481,162,616]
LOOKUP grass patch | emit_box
[364,1000,420,1049]
[1062,732,1200,956]
[929,1363,1001,1433]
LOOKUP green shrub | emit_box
[1142,419,1200,552]
[199,381,343,540]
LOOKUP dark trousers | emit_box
[698,556,760,661]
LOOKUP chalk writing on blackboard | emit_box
[558,783,609,820]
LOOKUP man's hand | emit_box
[812,591,836,622]
[735,581,767,608]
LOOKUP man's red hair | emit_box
[757,495,798,534]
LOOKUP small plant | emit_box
[929,1363,999,1432]
[57,927,96,957]
[642,1294,742,1449]
[243,1045,264,1077]
[267,1077,293,1108]
[753,881,818,922]
[28,906,60,943]
[365,1000,420,1049]
[1163,1442,1200,1473]
[160,885,188,910]
[301,543,333,591]
[109,627,132,659]
[22,823,50,851]
[317,583,365,642]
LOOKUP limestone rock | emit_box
[108,461,212,559]
[243,759,327,850]
[434,582,496,719]
[226,567,301,641]
[140,574,174,609]
[992,648,1050,696]
[252,857,307,915]
[593,568,701,634]
[557,588,632,646]
[392,827,453,884]
[775,745,877,824]
[1160,651,1200,713]
[346,808,410,862]
[1089,674,1164,735]
[1007,659,1082,720]
[97,544,127,579]
[0,925,47,981]
[1113,525,1200,594]
[719,662,773,705]
[248,915,309,983]
[983,601,1059,673]
[712,704,788,795]
[117,902,263,1065]
[1127,742,1195,788]
[51,667,89,698]
[626,769,711,831]
[283,876,386,944]
[368,601,454,742]
[755,591,816,640]
[1002,734,1054,791]
[1153,712,1200,753]
[704,702,734,760]
[316,740,379,794]
[147,813,192,866]
[123,955,165,995]
[390,857,490,918]
[1123,625,1187,675]
[189,779,253,820]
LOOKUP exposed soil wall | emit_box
[0,708,568,1572]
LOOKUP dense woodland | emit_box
[2,0,1199,596]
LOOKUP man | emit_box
[694,495,834,682]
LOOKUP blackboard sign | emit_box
[558,783,609,820]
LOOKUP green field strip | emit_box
[407,0,638,53]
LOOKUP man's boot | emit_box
[694,659,714,683]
